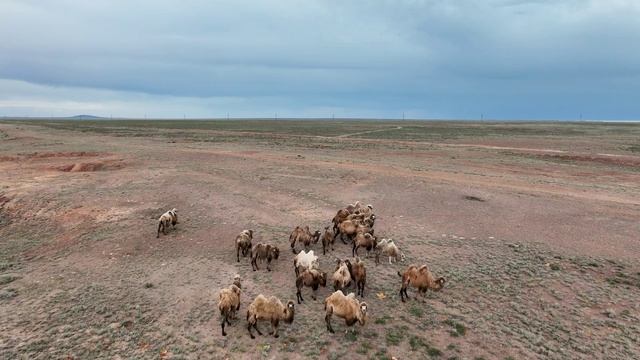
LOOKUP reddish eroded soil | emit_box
[0,121,639,360]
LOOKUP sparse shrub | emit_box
[0,288,18,299]
[357,341,372,354]
[409,305,424,318]
[427,346,442,357]
[362,330,378,339]
[144,282,154,289]
[0,275,19,285]
[315,339,330,347]
[374,348,390,360]
[627,144,640,153]
[345,331,358,342]
[409,335,426,351]
[261,344,271,357]
[385,326,404,346]
[303,347,320,358]
[445,319,467,337]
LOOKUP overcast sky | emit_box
[1,0,639,120]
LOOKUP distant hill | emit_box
[69,115,104,119]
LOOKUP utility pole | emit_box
[402,112,405,120]
[227,113,229,120]
[275,113,278,120]
[481,113,484,120]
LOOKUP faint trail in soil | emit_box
[336,126,403,138]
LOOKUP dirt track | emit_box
[1,121,639,359]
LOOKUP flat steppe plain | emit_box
[0,120,639,359]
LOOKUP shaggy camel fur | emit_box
[324,290,368,333]
[375,238,406,265]
[156,208,178,238]
[246,294,295,338]
[251,243,280,271]
[351,257,367,297]
[293,249,319,277]
[295,269,327,304]
[352,232,377,257]
[321,226,335,255]
[332,259,352,292]
[218,281,241,336]
[398,264,446,302]
[235,229,253,262]
[289,225,320,253]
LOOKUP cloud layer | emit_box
[1,0,639,119]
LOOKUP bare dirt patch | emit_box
[0,151,104,162]
[53,160,126,172]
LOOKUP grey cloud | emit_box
[0,0,639,119]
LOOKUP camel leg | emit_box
[221,315,228,336]
[270,319,280,338]
[325,310,334,333]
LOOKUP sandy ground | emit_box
[0,121,639,360]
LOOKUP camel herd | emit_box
[156,201,446,338]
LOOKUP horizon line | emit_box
[0,115,640,123]
[1,116,639,123]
